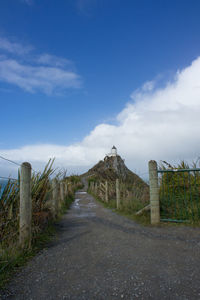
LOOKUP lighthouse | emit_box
[110,145,117,157]
[105,146,118,158]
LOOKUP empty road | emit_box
[1,186,200,299]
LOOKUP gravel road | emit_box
[1,186,200,300]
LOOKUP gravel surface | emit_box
[1,187,200,300]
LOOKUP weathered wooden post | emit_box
[60,181,65,202]
[116,178,120,209]
[64,182,68,196]
[52,178,59,218]
[105,181,108,202]
[19,162,32,249]
[148,160,160,224]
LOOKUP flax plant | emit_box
[159,160,200,221]
[0,159,56,248]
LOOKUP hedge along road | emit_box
[1,185,200,300]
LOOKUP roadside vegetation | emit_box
[87,159,200,226]
[87,177,150,225]
[0,161,82,288]
[159,160,200,224]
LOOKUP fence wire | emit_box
[159,168,200,222]
[0,154,38,174]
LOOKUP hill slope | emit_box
[83,155,149,204]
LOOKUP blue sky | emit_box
[1,0,200,177]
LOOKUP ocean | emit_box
[0,179,9,197]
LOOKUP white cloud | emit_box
[0,58,80,94]
[1,57,200,177]
[0,37,32,55]
[0,37,81,94]
[36,54,71,68]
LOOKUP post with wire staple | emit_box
[148,160,160,224]
[19,162,32,248]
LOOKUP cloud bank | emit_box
[1,57,200,177]
[0,37,81,95]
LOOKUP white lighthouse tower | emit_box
[104,146,118,160]
[110,145,117,157]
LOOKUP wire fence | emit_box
[0,154,40,174]
[159,168,200,222]
[0,156,82,279]
[88,175,150,214]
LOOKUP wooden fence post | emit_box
[105,181,108,202]
[60,182,65,205]
[52,178,59,218]
[19,162,32,249]
[116,179,120,209]
[64,182,68,197]
[148,160,160,224]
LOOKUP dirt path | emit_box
[1,186,200,300]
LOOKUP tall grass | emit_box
[0,159,56,249]
[0,160,83,286]
[159,160,200,221]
